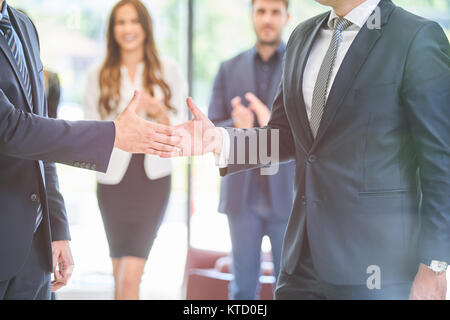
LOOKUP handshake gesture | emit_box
[113,91,223,158]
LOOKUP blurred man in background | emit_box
[208,0,294,300]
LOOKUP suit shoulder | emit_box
[10,7,33,26]
[220,49,253,71]
[389,6,445,38]
[9,8,39,42]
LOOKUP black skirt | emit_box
[96,154,171,259]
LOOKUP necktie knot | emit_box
[333,17,352,32]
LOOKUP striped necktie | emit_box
[0,15,41,232]
[0,14,33,108]
[310,17,352,138]
[35,202,43,233]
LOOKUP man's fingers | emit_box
[150,141,182,153]
[51,281,65,292]
[52,251,62,280]
[151,122,178,136]
[146,148,181,158]
[187,97,206,121]
[52,257,58,277]
[245,92,261,104]
[150,131,181,147]
[245,92,265,111]
[231,96,242,109]
[61,262,74,280]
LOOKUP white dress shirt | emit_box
[216,0,381,167]
[84,57,187,184]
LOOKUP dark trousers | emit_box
[227,209,288,300]
[0,224,51,300]
[275,230,412,300]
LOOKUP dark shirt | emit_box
[252,43,286,107]
[249,43,286,218]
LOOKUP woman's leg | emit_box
[114,256,147,300]
[111,258,121,299]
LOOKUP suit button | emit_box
[30,194,39,202]
[301,195,306,206]
[308,155,317,163]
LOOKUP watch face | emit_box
[431,261,448,273]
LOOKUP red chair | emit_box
[184,247,275,300]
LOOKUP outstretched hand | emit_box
[167,97,223,158]
[113,91,181,157]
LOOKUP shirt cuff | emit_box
[215,127,230,168]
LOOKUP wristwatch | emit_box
[428,260,448,275]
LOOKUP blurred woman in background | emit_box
[84,0,186,300]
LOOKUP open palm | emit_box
[173,97,222,157]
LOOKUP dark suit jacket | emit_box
[209,48,295,219]
[0,7,114,281]
[221,0,450,285]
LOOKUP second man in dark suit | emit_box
[175,0,449,300]
[208,0,294,300]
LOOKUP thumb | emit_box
[126,90,142,114]
[245,92,262,107]
[187,97,205,121]
[231,96,242,109]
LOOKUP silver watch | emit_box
[429,260,448,274]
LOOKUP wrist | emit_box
[427,260,448,275]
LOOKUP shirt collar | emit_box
[327,0,381,30]
[0,1,8,21]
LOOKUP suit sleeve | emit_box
[44,161,71,241]
[208,63,235,128]
[0,89,115,173]
[401,22,450,264]
[39,88,70,241]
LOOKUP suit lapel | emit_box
[9,8,41,115]
[0,33,33,113]
[311,0,395,149]
[288,14,329,153]
[267,57,283,111]
[7,9,47,188]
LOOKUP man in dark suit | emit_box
[208,0,294,299]
[0,1,180,299]
[175,0,449,299]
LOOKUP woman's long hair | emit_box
[98,0,174,119]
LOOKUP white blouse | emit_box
[84,57,187,184]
